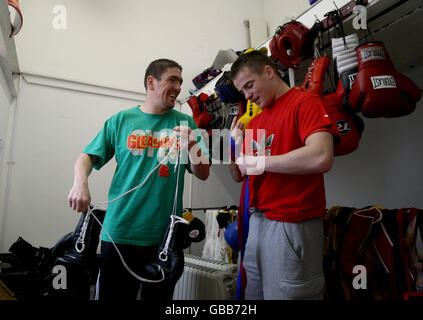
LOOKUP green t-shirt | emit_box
[83,106,204,246]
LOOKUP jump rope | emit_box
[75,138,186,283]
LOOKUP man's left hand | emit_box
[235,153,265,176]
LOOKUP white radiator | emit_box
[173,254,238,300]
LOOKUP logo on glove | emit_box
[360,47,386,62]
[371,76,397,90]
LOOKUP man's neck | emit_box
[273,79,291,101]
[139,100,170,115]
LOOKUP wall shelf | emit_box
[185,0,423,103]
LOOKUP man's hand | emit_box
[235,153,265,176]
[173,125,196,151]
[173,125,209,180]
[68,153,95,213]
[68,180,91,213]
[228,116,245,182]
[230,116,244,147]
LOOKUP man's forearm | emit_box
[264,132,334,175]
[229,162,243,182]
[73,153,95,182]
[264,147,332,175]
[235,132,334,176]
[68,153,96,212]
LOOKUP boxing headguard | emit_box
[269,20,313,69]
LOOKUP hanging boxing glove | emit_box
[215,71,245,104]
[334,71,358,109]
[237,100,262,133]
[155,215,190,283]
[132,215,190,283]
[323,92,364,156]
[105,214,190,285]
[224,221,239,252]
[301,56,330,95]
[182,209,206,249]
[349,41,422,118]
[51,206,106,299]
[331,34,359,76]
[331,34,359,109]
[187,94,213,129]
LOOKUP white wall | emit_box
[14,0,262,101]
[0,68,12,170]
[262,0,355,35]
[262,0,310,35]
[325,95,423,209]
[0,68,14,249]
[0,78,141,250]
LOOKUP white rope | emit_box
[89,207,165,283]
[84,138,184,284]
[159,143,184,261]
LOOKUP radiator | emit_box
[173,254,238,300]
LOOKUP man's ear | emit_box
[146,75,155,91]
[264,65,276,80]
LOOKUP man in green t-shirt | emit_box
[67,59,210,300]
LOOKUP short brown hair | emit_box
[229,50,281,81]
[144,59,182,90]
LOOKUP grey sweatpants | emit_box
[243,209,325,300]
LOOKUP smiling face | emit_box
[148,67,183,112]
[233,65,275,109]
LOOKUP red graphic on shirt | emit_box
[158,164,169,177]
[127,134,177,150]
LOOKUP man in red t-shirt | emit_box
[229,50,337,300]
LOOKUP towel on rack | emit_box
[202,209,229,263]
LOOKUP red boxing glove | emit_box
[334,73,358,109]
[323,92,364,156]
[187,94,212,129]
[301,56,330,95]
[349,42,422,118]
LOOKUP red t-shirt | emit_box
[244,87,337,222]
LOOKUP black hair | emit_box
[144,59,182,90]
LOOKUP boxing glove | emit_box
[182,209,206,249]
[135,215,190,283]
[224,221,239,252]
[334,73,358,110]
[156,215,190,283]
[331,34,359,74]
[9,236,53,275]
[237,100,262,133]
[323,92,364,156]
[187,94,213,129]
[215,71,244,104]
[349,42,422,118]
[301,56,330,95]
[51,206,106,299]
[331,34,359,108]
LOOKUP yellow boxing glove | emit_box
[238,100,262,133]
[243,47,268,55]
